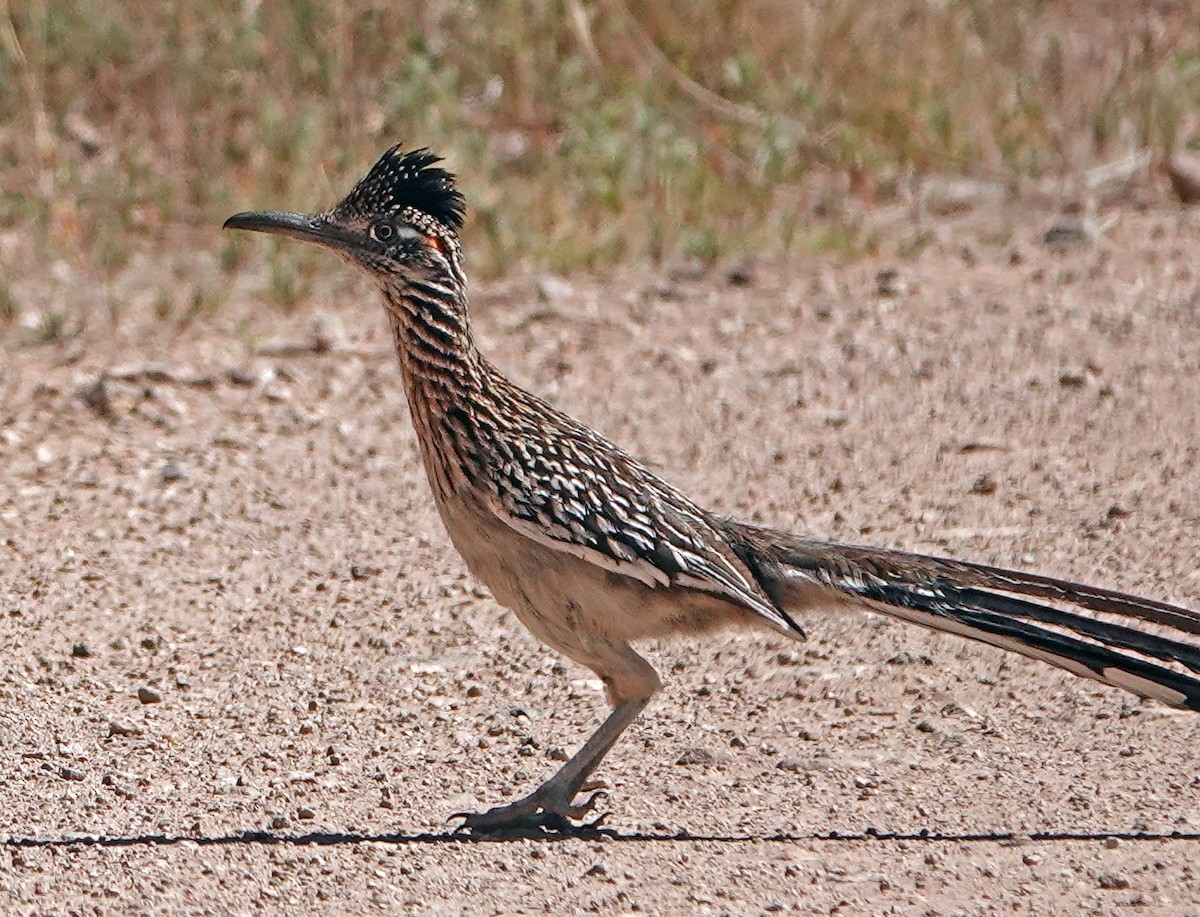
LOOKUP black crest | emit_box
[334,145,465,232]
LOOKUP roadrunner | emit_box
[226,145,1200,834]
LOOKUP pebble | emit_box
[160,460,187,483]
[1058,368,1088,388]
[71,642,93,658]
[227,367,259,387]
[297,806,316,821]
[311,314,344,352]
[675,747,716,767]
[79,378,114,418]
[726,264,755,287]
[137,686,163,705]
[875,267,908,297]
[536,276,575,304]
[1166,153,1200,204]
[969,473,997,495]
[1042,216,1099,246]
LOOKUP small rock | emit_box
[726,263,755,287]
[875,267,908,297]
[969,473,997,495]
[1058,368,1088,388]
[71,642,93,658]
[465,684,483,698]
[226,367,259,387]
[270,815,289,830]
[915,720,937,734]
[1042,216,1098,246]
[350,564,380,580]
[310,313,344,353]
[1021,853,1041,866]
[887,652,933,666]
[1166,153,1200,205]
[584,863,607,877]
[160,460,187,483]
[79,378,115,418]
[1002,833,1033,847]
[1104,836,1121,849]
[675,747,716,767]
[1097,872,1130,890]
[107,720,142,738]
[535,276,574,304]
[59,766,85,782]
[136,686,163,705]
[297,806,316,821]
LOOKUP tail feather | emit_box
[726,521,1200,712]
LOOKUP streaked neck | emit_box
[382,279,483,404]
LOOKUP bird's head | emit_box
[224,145,466,294]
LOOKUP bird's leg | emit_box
[455,697,648,835]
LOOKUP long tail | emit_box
[725,521,1200,711]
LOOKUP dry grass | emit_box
[0,0,1198,319]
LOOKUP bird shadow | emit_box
[6,827,1200,849]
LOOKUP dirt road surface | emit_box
[3,207,1200,913]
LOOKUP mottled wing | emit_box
[455,385,800,634]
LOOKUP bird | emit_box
[225,144,1200,835]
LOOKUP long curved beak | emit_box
[223,210,361,253]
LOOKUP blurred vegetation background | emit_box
[1,0,1198,323]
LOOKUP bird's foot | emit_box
[451,787,609,838]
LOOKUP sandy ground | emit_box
[3,203,1200,914]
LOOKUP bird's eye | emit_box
[371,221,395,242]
